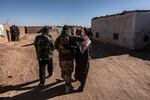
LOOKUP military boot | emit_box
[65,84,73,93]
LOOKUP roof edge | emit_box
[92,10,150,20]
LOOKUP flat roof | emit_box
[92,10,150,20]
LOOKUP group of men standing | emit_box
[34,25,91,93]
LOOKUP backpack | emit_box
[35,34,54,60]
[59,35,70,49]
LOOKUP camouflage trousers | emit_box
[59,60,74,84]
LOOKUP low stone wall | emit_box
[18,26,25,38]
[25,26,53,34]
[25,26,43,33]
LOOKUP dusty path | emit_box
[0,33,150,100]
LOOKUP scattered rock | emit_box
[8,76,13,78]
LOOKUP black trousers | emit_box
[11,34,16,41]
[75,47,90,86]
[38,59,53,84]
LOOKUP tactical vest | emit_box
[59,35,72,54]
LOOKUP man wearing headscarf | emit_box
[74,28,91,91]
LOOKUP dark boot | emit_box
[65,84,73,93]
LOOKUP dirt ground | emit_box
[0,32,150,100]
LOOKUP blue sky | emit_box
[0,0,150,27]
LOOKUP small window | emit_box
[96,32,99,38]
[113,33,119,40]
[144,35,149,42]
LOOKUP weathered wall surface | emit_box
[25,26,53,34]
[25,26,43,33]
[91,13,136,49]
[18,26,25,38]
[134,12,150,49]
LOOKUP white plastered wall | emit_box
[91,13,136,50]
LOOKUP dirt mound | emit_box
[0,36,8,44]
[0,35,38,84]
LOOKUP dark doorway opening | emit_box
[113,33,119,40]
[144,35,149,42]
[96,32,99,38]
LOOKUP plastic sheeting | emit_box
[0,24,4,36]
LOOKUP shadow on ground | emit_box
[91,40,150,61]
[0,78,82,100]
[0,79,40,94]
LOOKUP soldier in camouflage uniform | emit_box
[34,26,55,86]
[55,25,84,93]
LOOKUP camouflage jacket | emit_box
[55,31,84,61]
[34,34,54,60]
